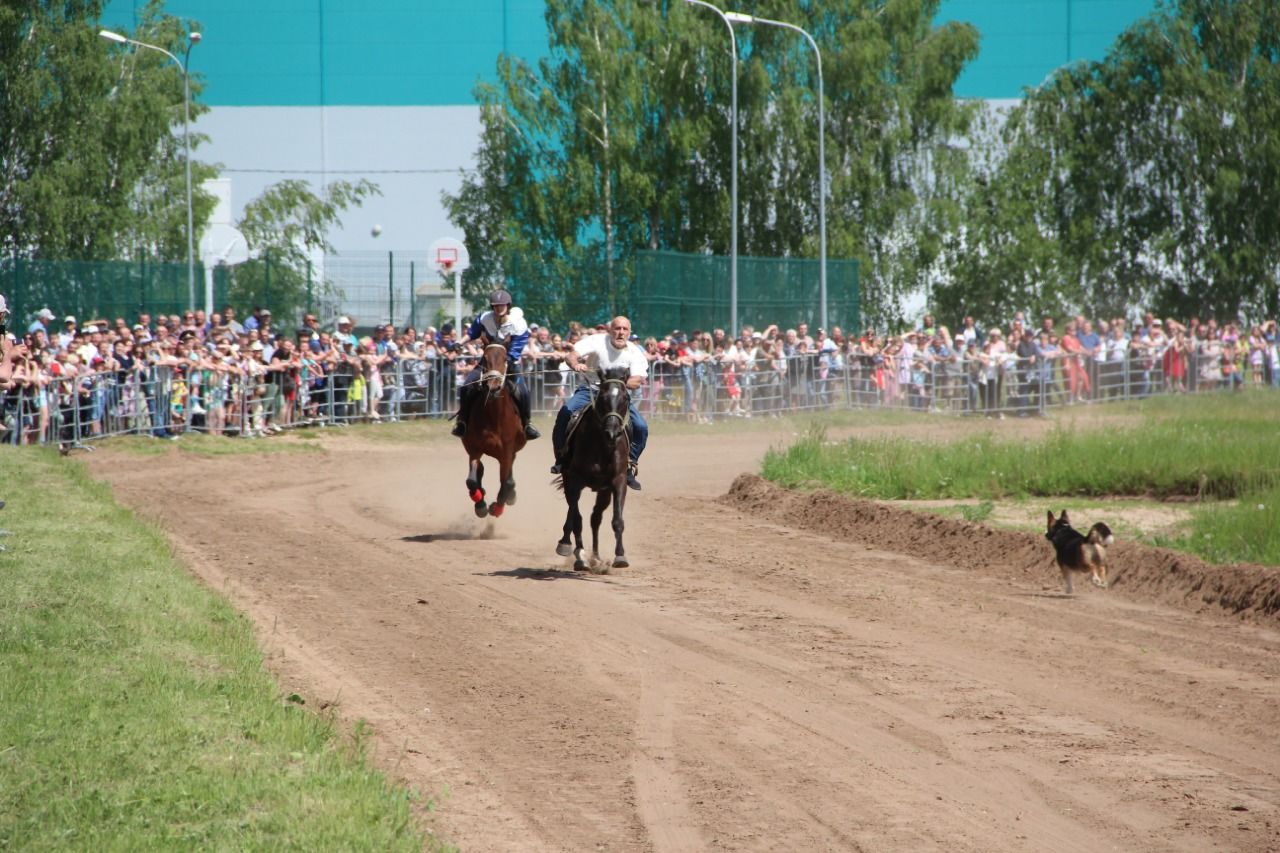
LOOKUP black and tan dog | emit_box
[1045,510,1114,594]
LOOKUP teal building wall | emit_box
[104,1,1157,106]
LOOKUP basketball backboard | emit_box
[428,237,469,276]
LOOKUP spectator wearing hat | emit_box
[57,316,77,350]
[28,308,55,337]
[334,316,358,349]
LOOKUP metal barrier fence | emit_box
[2,347,1273,448]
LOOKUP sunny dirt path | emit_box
[88,420,1280,852]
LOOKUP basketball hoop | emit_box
[437,247,459,275]
[428,237,470,336]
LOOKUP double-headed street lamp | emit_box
[683,0,738,336]
[100,27,202,312]
[724,11,827,331]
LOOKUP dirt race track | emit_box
[89,419,1280,852]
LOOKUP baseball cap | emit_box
[0,294,7,313]
[337,315,352,325]
[37,308,55,320]
[250,341,264,351]
[84,325,99,333]
[64,315,76,324]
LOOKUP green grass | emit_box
[1175,483,1280,566]
[108,432,323,457]
[0,447,432,850]
[761,391,1280,565]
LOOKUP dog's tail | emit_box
[1088,523,1115,546]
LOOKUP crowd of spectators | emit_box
[3,301,1279,447]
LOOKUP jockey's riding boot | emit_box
[451,389,471,437]
[513,380,540,439]
[549,447,563,475]
[626,461,642,491]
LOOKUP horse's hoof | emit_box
[489,503,505,518]
[612,558,629,569]
[555,542,574,557]
[505,490,517,506]
[474,502,489,518]
[573,559,588,572]
[469,488,484,503]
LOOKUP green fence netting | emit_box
[1,257,229,328]
[631,250,859,336]
[2,249,861,340]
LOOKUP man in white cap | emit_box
[334,316,358,349]
[57,316,77,350]
[27,307,55,336]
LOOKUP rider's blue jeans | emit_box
[553,385,647,464]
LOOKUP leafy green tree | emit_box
[947,0,1280,322]
[0,1,217,261]
[445,0,978,329]
[229,179,380,323]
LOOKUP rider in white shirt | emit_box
[550,315,649,490]
[450,289,540,440]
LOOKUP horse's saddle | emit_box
[564,402,630,450]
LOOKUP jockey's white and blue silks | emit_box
[466,307,529,361]
[571,332,649,389]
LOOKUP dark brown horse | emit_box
[555,367,631,571]
[461,343,527,518]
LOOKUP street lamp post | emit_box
[100,28,202,312]
[724,11,827,330]
[683,0,738,336]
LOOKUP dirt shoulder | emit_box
[86,421,1280,851]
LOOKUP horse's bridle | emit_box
[594,377,631,431]
[482,342,508,396]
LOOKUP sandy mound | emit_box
[723,474,1280,624]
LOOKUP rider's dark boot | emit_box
[452,388,471,437]
[514,379,540,439]
[549,448,563,475]
[626,461,642,491]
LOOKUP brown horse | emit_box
[461,343,527,518]
[555,368,631,571]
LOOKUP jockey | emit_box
[550,315,649,491]
[450,288,541,440]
